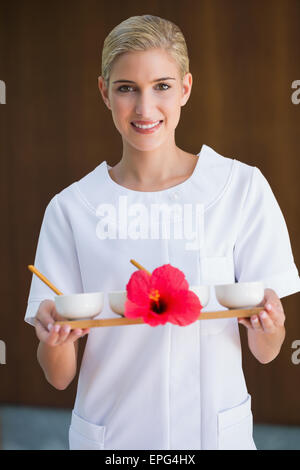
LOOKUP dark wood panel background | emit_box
[0,0,299,424]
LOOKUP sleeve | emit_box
[24,194,84,326]
[233,166,300,299]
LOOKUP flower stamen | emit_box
[149,288,160,305]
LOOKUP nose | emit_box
[134,90,157,118]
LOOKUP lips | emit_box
[131,120,163,125]
[130,120,163,134]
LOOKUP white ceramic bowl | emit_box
[215,281,264,309]
[189,285,210,307]
[108,291,128,317]
[108,286,210,316]
[55,292,104,319]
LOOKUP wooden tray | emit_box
[54,307,262,329]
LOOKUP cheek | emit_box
[110,102,130,128]
[112,99,127,115]
[161,93,182,112]
[166,101,182,122]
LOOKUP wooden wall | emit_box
[0,0,299,424]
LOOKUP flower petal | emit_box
[151,264,189,295]
[168,290,202,326]
[124,263,201,328]
[126,269,151,305]
[143,311,169,327]
[124,298,149,319]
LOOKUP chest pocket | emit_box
[199,255,236,335]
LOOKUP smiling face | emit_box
[98,48,192,152]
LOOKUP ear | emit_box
[181,73,193,107]
[98,76,111,110]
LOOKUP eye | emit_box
[117,83,171,92]
[157,83,171,91]
[117,85,134,92]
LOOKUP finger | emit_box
[54,324,72,345]
[35,318,51,343]
[45,324,62,346]
[35,311,55,333]
[46,302,67,323]
[39,299,67,324]
[67,328,84,343]
[264,303,285,327]
[262,288,278,305]
[38,301,57,324]
[238,318,251,329]
[62,328,82,343]
[36,303,61,333]
[54,327,90,346]
[250,315,263,330]
[54,327,84,346]
[259,311,276,334]
[262,289,284,313]
[82,328,91,336]
[260,289,279,313]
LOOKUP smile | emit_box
[131,120,163,134]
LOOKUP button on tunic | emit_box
[25,144,300,450]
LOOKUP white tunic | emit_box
[24,144,300,450]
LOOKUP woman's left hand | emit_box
[238,288,286,333]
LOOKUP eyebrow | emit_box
[112,77,176,84]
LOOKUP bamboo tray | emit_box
[54,306,262,329]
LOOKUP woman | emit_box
[25,14,300,450]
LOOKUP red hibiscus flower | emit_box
[124,264,202,327]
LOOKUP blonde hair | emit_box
[101,15,190,88]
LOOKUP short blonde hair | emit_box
[101,15,190,88]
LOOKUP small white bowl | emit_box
[189,285,210,307]
[215,281,264,309]
[108,291,128,317]
[55,292,104,319]
[108,286,210,317]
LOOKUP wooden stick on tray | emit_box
[27,260,263,329]
[55,306,263,329]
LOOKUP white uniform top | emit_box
[24,144,300,450]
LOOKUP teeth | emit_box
[133,121,161,129]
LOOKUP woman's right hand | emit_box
[34,299,90,347]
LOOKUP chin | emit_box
[126,141,164,152]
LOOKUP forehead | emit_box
[110,49,179,80]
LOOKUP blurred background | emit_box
[0,0,300,450]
